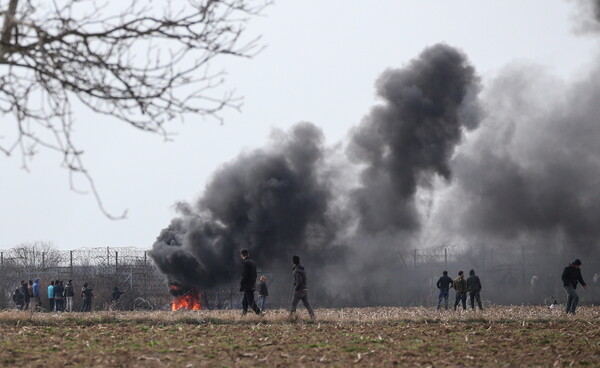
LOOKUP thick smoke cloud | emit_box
[150,122,338,289]
[570,0,600,32]
[432,64,600,250]
[347,44,481,233]
[151,44,481,293]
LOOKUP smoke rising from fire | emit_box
[152,23,600,302]
[151,43,483,291]
[151,122,339,289]
[347,44,481,234]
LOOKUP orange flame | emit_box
[170,285,202,311]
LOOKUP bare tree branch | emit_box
[0,0,269,218]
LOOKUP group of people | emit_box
[436,269,483,311]
[11,257,589,316]
[12,278,96,312]
[434,258,589,315]
[239,249,316,319]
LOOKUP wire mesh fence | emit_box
[0,246,169,311]
[0,243,598,310]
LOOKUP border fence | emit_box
[0,243,598,310]
[0,246,169,311]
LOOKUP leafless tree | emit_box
[8,241,61,268]
[0,0,268,217]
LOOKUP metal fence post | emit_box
[444,248,447,267]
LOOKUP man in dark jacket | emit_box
[54,281,64,312]
[289,255,316,319]
[467,269,483,310]
[562,259,587,315]
[239,249,261,316]
[20,281,30,311]
[453,271,467,311]
[12,287,24,310]
[436,271,454,310]
[80,283,94,312]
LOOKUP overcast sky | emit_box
[0,0,597,250]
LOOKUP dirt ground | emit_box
[0,306,599,367]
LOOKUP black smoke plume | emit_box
[150,122,338,289]
[432,63,600,251]
[150,43,482,297]
[347,44,481,234]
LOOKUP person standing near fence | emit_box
[562,259,587,315]
[64,280,74,312]
[81,283,94,312]
[47,281,55,312]
[258,275,269,312]
[32,278,41,310]
[289,255,316,319]
[111,287,126,310]
[453,271,467,311]
[20,280,30,311]
[27,280,34,309]
[54,281,64,312]
[12,287,24,310]
[467,269,483,310]
[436,271,453,310]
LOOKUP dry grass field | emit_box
[0,306,599,367]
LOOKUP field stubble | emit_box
[0,306,598,367]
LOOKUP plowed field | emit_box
[1,306,599,367]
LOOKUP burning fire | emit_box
[170,284,202,311]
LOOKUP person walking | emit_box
[80,283,94,312]
[467,269,483,310]
[258,275,269,312]
[453,271,468,311]
[562,259,587,315]
[436,271,454,310]
[20,280,30,311]
[289,255,316,319]
[64,280,74,312]
[239,249,261,316]
[47,281,55,312]
[54,281,64,312]
[32,278,42,311]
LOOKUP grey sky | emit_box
[0,0,596,250]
